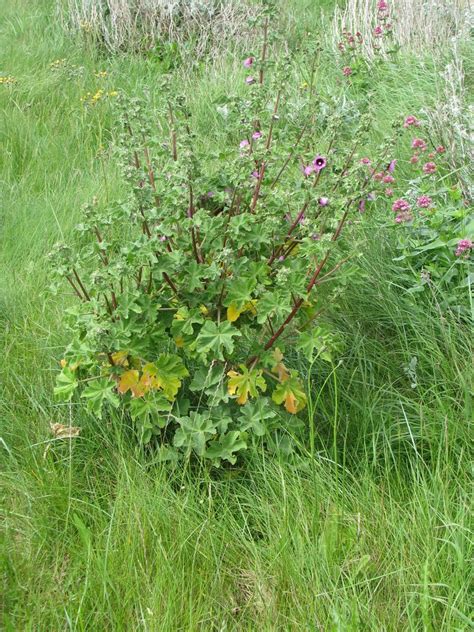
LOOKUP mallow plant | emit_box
[50,11,397,464]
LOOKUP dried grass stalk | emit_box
[331,0,472,61]
[57,0,257,57]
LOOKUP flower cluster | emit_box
[81,89,118,106]
[455,239,473,258]
[0,75,16,85]
[337,28,364,77]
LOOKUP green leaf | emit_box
[205,431,247,464]
[227,365,266,405]
[189,364,226,392]
[223,277,256,311]
[195,320,241,361]
[296,326,337,363]
[81,378,119,418]
[238,398,277,436]
[129,393,172,429]
[54,367,79,402]
[256,291,292,324]
[173,412,217,456]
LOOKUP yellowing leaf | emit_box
[227,303,242,322]
[111,350,129,367]
[227,365,266,405]
[272,373,307,414]
[199,305,209,315]
[118,370,145,397]
[272,348,290,383]
[244,299,258,315]
[227,300,258,322]
[60,359,67,368]
[174,336,185,348]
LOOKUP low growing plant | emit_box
[50,13,399,464]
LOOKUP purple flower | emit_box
[455,239,473,257]
[311,233,321,241]
[303,164,314,177]
[412,138,427,151]
[206,191,215,198]
[239,139,250,149]
[252,131,262,140]
[251,170,259,179]
[404,115,420,128]
[245,76,256,85]
[360,157,371,165]
[159,235,167,242]
[358,199,366,213]
[395,211,413,224]
[312,155,327,172]
[342,66,352,77]
[374,25,383,37]
[243,57,254,68]
[383,174,395,184]
[278,255,285,262]
[388,159,397,173]
[392,199,411,213]
[416,195,432,208]
[423,162,436,174]
[318,197,329,206]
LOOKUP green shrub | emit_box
[49,13,404,464]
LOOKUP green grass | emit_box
[1,0,472,629]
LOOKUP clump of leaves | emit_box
[50,10,395,465]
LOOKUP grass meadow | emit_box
[1,0,472,629]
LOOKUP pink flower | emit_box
[417,195,432,208]
[383,175,395,184]
[392,199,411,212]
[374,26,383,37]
[386,188,394,197]
[239,139,250,149]
[428,152,435,159]
[360,157,371,165]
[318,197,330,206]
[455,238,473,257]
[410,154,419,164]
[436,145,446,154]
[303,164,314,177]
[423,162,436,174]
[342,66,352,76]
[395,211,413,224]
[251,170,259,179]
[388,159,397,173]
[243,57,254,68]
[377,0,389,11]
[245,76,256,85]
[404,115,420,128]
[373,172,384,181]
[312,155,327,172]
[412,138,427,151]
[252,131,262,140]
